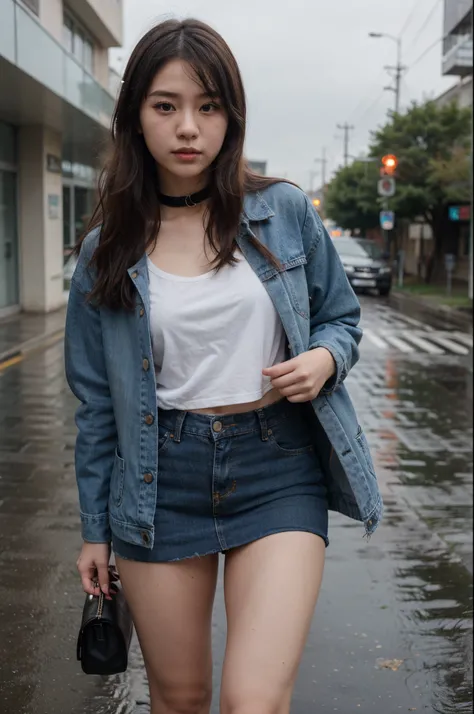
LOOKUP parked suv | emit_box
[333,237,392,296]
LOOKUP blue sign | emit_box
[380,210,395,231]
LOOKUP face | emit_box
[139,59,229,194]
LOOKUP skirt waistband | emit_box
[157,398,313,442]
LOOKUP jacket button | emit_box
[141,531,150,544]
[144,472,153,484]
[144,414,154,425]
[143,358,150,371]
[139,307,145,317]
[131,271,138,279]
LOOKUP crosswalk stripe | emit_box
[364,329,388,349]
[453,332,473,348]
[384,335,415,353]
[402,333,445,355]
[394,314,434,331]
[428,335,470,355]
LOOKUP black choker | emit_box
[158,186,211,208]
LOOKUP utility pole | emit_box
[370,34,405,113]
[314,148,328,188]
[337,124,354,167]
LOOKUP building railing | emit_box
[443,34,473,76]
[0,0,115,128]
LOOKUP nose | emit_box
[177,108,199,140]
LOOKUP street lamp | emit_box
[369,32,404,114]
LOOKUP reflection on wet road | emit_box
[0,296,471,713]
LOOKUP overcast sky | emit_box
[110,0,455,189]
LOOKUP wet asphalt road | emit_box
[0,296,472,714]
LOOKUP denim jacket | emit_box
[65,182,383,548]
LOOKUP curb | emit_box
[0,328,65,369]
[390,289,473,330]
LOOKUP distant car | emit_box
[333,237,392,296]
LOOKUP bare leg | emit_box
[220,532,325,714]
[116,554,219,714]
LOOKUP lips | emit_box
[172,148,201,155]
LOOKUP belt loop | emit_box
[173,411,186,443]
[255,408,268,441]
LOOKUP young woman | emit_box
[65,18,382,714]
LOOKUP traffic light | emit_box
[380,154,397,177]
[312,198,321,209]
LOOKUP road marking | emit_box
[453,332,473,347]
[394,314,434,331]
[363,329,388,349]
[428,335,470,355]
[402,333,445,355]
[0,354,23,371]
[383,335,415,353]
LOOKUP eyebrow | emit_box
[147,90,218,99]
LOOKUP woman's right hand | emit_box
[77,542,111,599]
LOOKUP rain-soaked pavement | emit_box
[0,296,472,714]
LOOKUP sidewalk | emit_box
[0,307,67,365]
[390,287,472,330]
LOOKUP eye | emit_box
[200,102,221,114]
[154,102,175,113]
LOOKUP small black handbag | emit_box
[77,568,134,675]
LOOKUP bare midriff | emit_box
[190,387,284,416]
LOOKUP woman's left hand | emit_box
[262,348,336,403]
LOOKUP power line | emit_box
[407,0,442,54]
[407,36,443,72]
[358,90,386,124]
[399,0,421,36]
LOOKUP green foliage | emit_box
[326,100,472,231]
[325,161,379,231]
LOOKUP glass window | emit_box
[0,171,19,309]
[63,16,73,54]
[21,0,39,15]
[0,122,17,165]
[83,38,93,73]
[73,28,84,63]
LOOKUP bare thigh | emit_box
[220,532,325,714]
[116,554,219,714]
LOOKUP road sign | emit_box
[380,210,395,231]
[445,253,456,272]
[377,177,396,197]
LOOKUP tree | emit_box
[325,160,380,232]
[326,100,472,277]
[369,101,471,270]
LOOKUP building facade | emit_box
[0,0,122,317]
[402,0,473,284]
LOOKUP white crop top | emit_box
[147,253,287,410]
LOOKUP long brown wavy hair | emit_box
[81,18,287,310]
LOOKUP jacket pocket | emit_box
[112,447,125,507]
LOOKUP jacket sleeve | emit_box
[301,196,362,393]
[64,241,116,543]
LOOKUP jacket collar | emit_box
[242,191,275,223]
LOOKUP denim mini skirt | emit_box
[112,399,329,562]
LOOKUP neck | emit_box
[157,169,208,197]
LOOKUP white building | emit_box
[0,0,123,317]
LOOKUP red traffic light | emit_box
[381,154,397,175]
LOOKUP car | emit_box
[332,236,392,296]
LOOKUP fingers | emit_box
[262,359,296,379]
[78,563,100,597]
[97,562,110,597]
[77,549,112,599]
